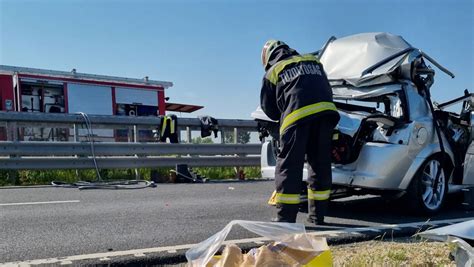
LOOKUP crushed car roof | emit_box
[318,32,454,88]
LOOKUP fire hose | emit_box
[51,112,156,190]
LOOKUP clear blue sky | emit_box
[1,0,473,118]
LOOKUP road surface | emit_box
[1,180,472,264]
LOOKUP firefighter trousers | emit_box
[274,115,338,220]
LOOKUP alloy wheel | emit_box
[421,159,446,210]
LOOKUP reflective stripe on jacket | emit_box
[161,115,176,134]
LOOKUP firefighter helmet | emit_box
[261,39,287,69]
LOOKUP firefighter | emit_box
[260,40,340,224]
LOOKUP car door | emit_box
[463,142,474,184]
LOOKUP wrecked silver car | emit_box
[252,32,474,214]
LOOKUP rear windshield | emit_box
[335,91,406,120]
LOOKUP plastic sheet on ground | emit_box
[185,220,331,266]
[419,220,474,267]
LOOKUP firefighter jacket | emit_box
[159,115,179,143]
[260,47,339,134]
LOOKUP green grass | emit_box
[192,166,261,179]
[331,239,455,266]
[387,249,409,262]
[0,167,262,186]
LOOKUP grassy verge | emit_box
[192,167,260,180]
[0,167,261,186]
[331,238,455,266]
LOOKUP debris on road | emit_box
[205,234,331,267]
[419,220,474,266]
[172,164,208,183]
[186,220,331,266]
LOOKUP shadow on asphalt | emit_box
[324,194,473,226]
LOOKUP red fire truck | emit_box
[0,65,202,141]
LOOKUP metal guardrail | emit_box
[0,112,257,130]
[0,112,261,170]
[0,156,261,170]
[0,142,261,156]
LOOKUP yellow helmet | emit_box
[261,39,287,69]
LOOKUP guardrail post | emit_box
[233,127,243,179]
[73,123,79,142]
[73,123,80,180]
[128,127,133,143]
[221,129,225,144]
[186,126,191,143]
[233,127,238,144]
[5,122,10,141]
[11,122,18,142]
[177,129,181,143]
[133,125,140,179]
[6,122,19,184]
[133,125,138,143]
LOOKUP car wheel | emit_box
[407,157,448,215]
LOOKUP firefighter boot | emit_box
[307,200,328,225]
[271,204,298,223]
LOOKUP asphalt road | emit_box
[1,180,473,263]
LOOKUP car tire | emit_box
[407,156,448,215]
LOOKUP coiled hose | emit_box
[51,112,156,190]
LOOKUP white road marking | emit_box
[0,200,80,207]
[2,217,473,266]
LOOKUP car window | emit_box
[387,95,404,118]
[339,93,405,119]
